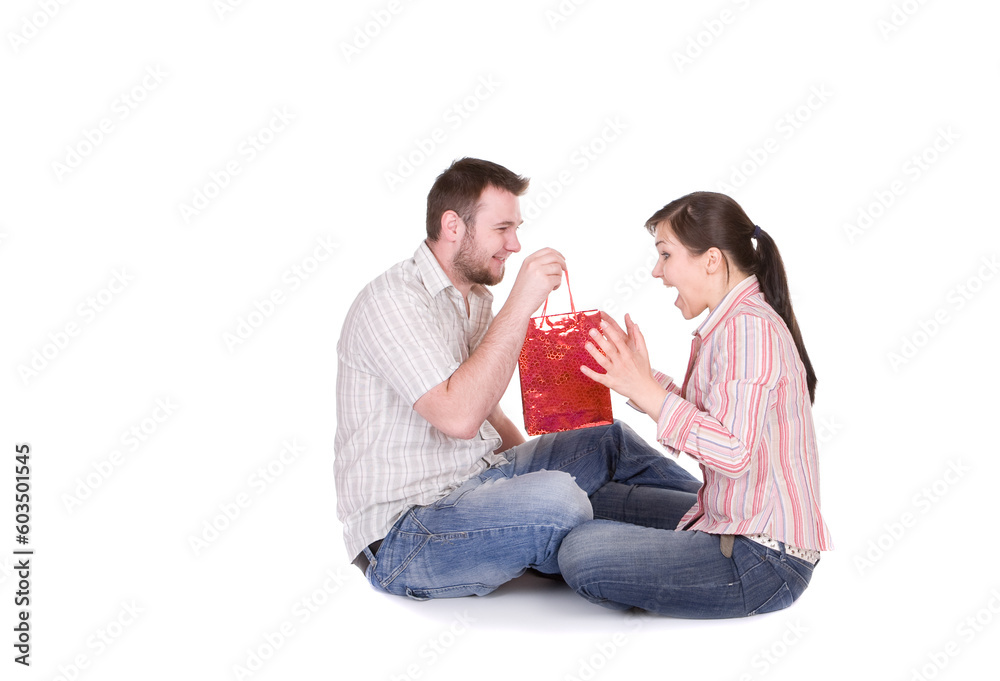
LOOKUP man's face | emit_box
[453,186,522,286]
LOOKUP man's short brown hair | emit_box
[425,158,529,241]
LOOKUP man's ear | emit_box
[440,210,462,243]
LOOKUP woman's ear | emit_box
[704,247,724,274]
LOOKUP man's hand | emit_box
[504,248,567,317]
[414,247,567,440]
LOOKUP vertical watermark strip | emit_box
[12,443,33,666]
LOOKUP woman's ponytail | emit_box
[753,229,817,403]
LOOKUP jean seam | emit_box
[378,521,575,593]
[408,582,497,598]
[779,555,813,589]
[377,513,431,588]
[543,421,621,475]
[748,582,792,616]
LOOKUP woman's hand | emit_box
[581,314,667,418]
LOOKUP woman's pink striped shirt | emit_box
[653,275,833,551]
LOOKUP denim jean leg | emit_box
[558,521,746,618]
[510,420,701,495]
[369,463,593,600]
[731,538,816,615]
[590,481,698,529]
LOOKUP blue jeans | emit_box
[361,420,702,600]
[558,485,817,618]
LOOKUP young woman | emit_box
[559,191,833,618]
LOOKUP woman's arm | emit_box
[582,314,673,416]
[585,314,780,477]
[487,404,525,454]
[655,316,780,476]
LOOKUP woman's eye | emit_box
[660,252,670,260]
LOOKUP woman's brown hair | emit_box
[645,191,817,402]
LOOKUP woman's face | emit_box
[650,220,711,320]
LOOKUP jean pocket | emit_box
[738,549,796,616]
[433,485,472,509]
[777,554,814,595]
[749,581,794,616]
[432,466,509,509]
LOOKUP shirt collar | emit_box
[413,240,492,304]
[694,274,760,341]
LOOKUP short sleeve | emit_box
[354,288,460,407]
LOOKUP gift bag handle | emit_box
[539,268,576,325]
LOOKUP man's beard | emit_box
[453,226,503,286]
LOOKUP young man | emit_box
[334,157,700,600]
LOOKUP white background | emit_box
[3,0,999,679]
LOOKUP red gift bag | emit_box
[517,270,613,436]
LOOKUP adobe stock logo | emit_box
[520,117,628,223]
[178,107,296,223]
[17,269,134,385]
[382,76,500,192]
[545,0,589,30]
[843,126,959,244]
[854,459,968,575]
[61,398,179,514]
[222,235,338,352]
[906,589,1000,681]
[887,255,998,372]
[340,0,412,63]
[877,0,932,40]
[213,0,249,20]
[7,0,72,53]
[672,0,755,73]
[51,66,168,181]
[716,85,832,193]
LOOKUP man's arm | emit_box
[414,248,565,439]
